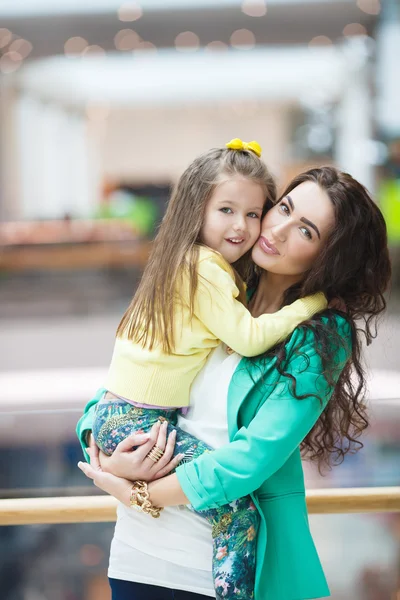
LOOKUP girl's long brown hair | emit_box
[117,147,276,353]
[252,167,391,470]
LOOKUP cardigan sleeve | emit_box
[75,388,105,463]
[194,252,327,357]
[176,318,351,510]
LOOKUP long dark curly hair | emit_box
[254,166,391,470]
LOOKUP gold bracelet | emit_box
[129,481,163,518]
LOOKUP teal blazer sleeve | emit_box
[75,387,106,462]
[176,318,351,510]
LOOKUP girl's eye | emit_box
[300,227,312,240]
[247,212,260,219]
[279,202,290,215]
[220,207,233,214]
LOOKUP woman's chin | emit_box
[251,244,279,270]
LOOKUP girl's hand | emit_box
[77,444,132,507]
[97,421,184,482]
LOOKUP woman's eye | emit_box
[279,203,290,215]
[220,207,233,214]
[247,212,260,219]
[300,227,312,240]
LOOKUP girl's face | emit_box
[252,181,335,277]
[200,175,265,264]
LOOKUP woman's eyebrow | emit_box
[301,217,321,239]
[286,195,295,211]
[286,195,321,239]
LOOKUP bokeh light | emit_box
[241,0,267,17]
[9,39,33,59]
[118,2,143,22]
[230,29,256,50]
[82,45,106,57]
[0,28,13,49]
[175,31,200,52]
[135,41,157,53]
[205,41,229,51]
[64,36,88,57]
[114,29,141,51]
[357,0,381,15]
[0,51,23,74]
[308,35,333,47]
[343,23,368,37]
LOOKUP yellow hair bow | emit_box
[226,138,262,158]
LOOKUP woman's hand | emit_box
[94,421,184,482]
[78,444,132,507]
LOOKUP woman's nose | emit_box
[270,222,287,242]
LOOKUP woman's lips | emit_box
[258,236,280,255]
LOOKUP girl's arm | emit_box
[194,252,327,357]
[149,319,351,511]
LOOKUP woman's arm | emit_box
[149,319,351,511]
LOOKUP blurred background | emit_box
[0,0,400,598]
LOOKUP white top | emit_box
[108,344,242,596]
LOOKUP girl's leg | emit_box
[168,424,259,600]
[92,396,178,455]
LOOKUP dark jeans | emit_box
[109,578,212,600]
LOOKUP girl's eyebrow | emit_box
[285,195,321,239]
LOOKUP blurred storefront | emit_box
[0,1,399,599]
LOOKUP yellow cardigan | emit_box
[105,246,326,407]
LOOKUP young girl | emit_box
[91,139,326,599]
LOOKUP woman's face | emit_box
[252,181,335,277]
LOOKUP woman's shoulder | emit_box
[287,310,352,364]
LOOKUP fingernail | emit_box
[178,454,185,460]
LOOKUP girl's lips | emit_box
[225,237,244,244]
[259,236,280,255]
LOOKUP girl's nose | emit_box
[233,216,246,233]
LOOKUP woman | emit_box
[78,167,391,600]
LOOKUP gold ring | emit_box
[147,446,164,463]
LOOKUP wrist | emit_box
[129,481,163,518]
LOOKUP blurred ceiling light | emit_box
[357,0,381,14]
[205,41,228,51]
[241,0,267,17]
[136,41,157,52]
[0,28,13,49]
[64,36,88,57]
[114,29,141,50]
[118,2,142,22]
[175,31,200,52]
[0,51,22,74]
[86,103,110,121]
[9,38,33,59]
[230,29,256,50]
[343,23,367,36]
[308,35,333,47]
[82,45,106,57]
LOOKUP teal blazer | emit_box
[77,314,350,600]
